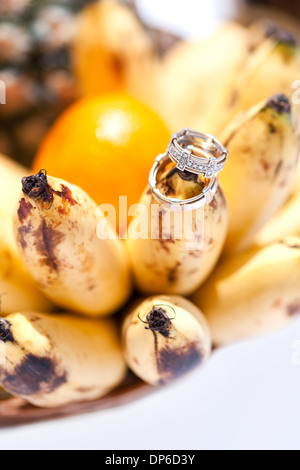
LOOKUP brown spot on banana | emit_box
[17,225,31,250]
[34,220,65,272]
[157,343,203,385]
[17,198,33,224]
[287,301,300,317]
[1,354,68,397]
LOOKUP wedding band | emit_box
[149,153,219,211]
[168,128,228,177]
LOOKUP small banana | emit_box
[122,295,211,386]
[13,170,132,316]
[191,238,300,347]
[0,215,54,314]
[0,312,127,407]
[256,190,300,245]
[126,166,228,295]
[219,94,300,254]
[73,0,164,99]
[0,153,28,219]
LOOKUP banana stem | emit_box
[139,306,173,338]
[0,319,13,343]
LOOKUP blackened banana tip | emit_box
[22,169,53,204]
[0,319,14,343]
[263,21,298,47]
[266,94,291,114]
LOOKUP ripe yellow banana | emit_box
[256,190,300,245]
[220,94,300,254]
[0,215,54,314]
[13,170,132,316]
[0,153,28,219]
[0,312,127,407]
[191,238,300,347]
[0,154,53,314]
[122,295,211,386]
[126,166,228,295]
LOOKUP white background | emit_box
[1,0,300,450]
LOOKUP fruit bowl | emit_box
[0,374,152,427]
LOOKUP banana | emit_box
[0,154,53,314]
[219,94,300,254]
[13,170,132,316]
[191,238,300,347]
[0,153,28,219]
[122,295,211,386]
[126,166,228,296]
[0,312,127,407]
[256,190,300,245]
[73,0,156,96]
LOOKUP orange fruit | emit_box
[34,93,170,231]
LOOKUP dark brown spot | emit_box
[0,319,14,343]
[18,198,33,224]
[34,219,65,271]
[265,94,291,114]
[287,300,300,317]
[18,225,31,249]
[157,343,203,384]
[53,185,78,206]
[269,123,277,134]
[1,354,67,397]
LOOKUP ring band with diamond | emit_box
[149,153,219,211]
[168,129,228,177]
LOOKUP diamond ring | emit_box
[149,153,219,210]
[168,128,228,178]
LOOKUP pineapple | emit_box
[0,0,98,166]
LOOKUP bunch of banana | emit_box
[13,170,132,316]
[151,19,300,135]
[0,312,126,407]
[126,166,228,295]
[219,94,300,254]
[214,20,300,133]
[122,295,211,386]
[191,238,300,347]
